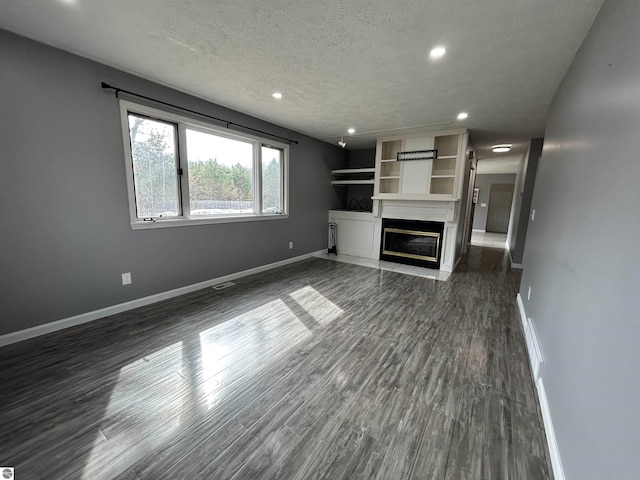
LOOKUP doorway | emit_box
[486,184,514,233]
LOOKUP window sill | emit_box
[130,213,289,230]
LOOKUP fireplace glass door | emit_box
[380,219,444,269]
[383,228,440,263]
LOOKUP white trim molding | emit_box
[0,250,325,347]
[516,292,528,331]
[516,293,565,480]
[537,379,567,480]
[516,293,544,381]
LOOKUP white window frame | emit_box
[119,100,289,229]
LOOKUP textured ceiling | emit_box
[0,0,604,161]
[477,155,523,175]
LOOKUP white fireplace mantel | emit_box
[371,198,461,272]
[372,198,457,223]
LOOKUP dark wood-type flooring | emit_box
[0,246,552,479]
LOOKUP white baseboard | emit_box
[516,293,544,380]
[516,293,564,480]
[516,292,528,332]
[0,250,325,347]
[526,320,544,380]
[472,228,486,232]
[537,379,566,480]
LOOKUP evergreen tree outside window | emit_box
[186,129,254,216]
[262,146,283,214]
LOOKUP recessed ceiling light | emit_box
[457,112,468,120]
[430,46,446,59]
[492,144,512,153]
[347,128,356,134]
[272,92,283,99]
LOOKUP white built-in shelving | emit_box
[332,168,375,174]
[373,129,468,200]
[331,167,375,186]
[331,179,375,185]
[328,128,470,274]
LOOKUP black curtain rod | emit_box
[101,82,298,145]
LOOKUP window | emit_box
[262,146,283,214]
[128,115,181,218]
[120,101,288,229]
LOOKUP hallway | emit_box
[471,231,508,249]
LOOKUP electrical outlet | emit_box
[288,241,294,250]
[121,272,132,285]
[531,209,536,221]
[527,286,532,301]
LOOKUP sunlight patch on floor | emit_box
[289,285,344,326]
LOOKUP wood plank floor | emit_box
[0,246,553,480]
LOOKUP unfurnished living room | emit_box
[0,1,638,479]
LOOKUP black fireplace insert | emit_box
[380,219,445,269]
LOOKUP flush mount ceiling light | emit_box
[272,92,283,99]
[338,137,347,148]
[492,144,512,153]
[347,128,356,134]
[457,112,468,120]
[430,46,446,59]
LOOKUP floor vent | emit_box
[212,281,236,291]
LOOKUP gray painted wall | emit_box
[454,154,472,263]
[507,138,544,268]
[506,148,528,257]
[345,148,376,212]
[348,148,376,169]
[520,0,639,478]
[0,29,347,336]
[471,174,516,231]
[509,138,543,265]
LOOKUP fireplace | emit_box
[380,219,444,269]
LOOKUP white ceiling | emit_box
[0,0,604,160]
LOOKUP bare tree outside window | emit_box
[128,115,180,218]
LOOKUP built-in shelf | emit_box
[381,140,403,161]
[331,179,375,186]
[331,165,375,211]
[331,168,376,175]
[374,130,467,198]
